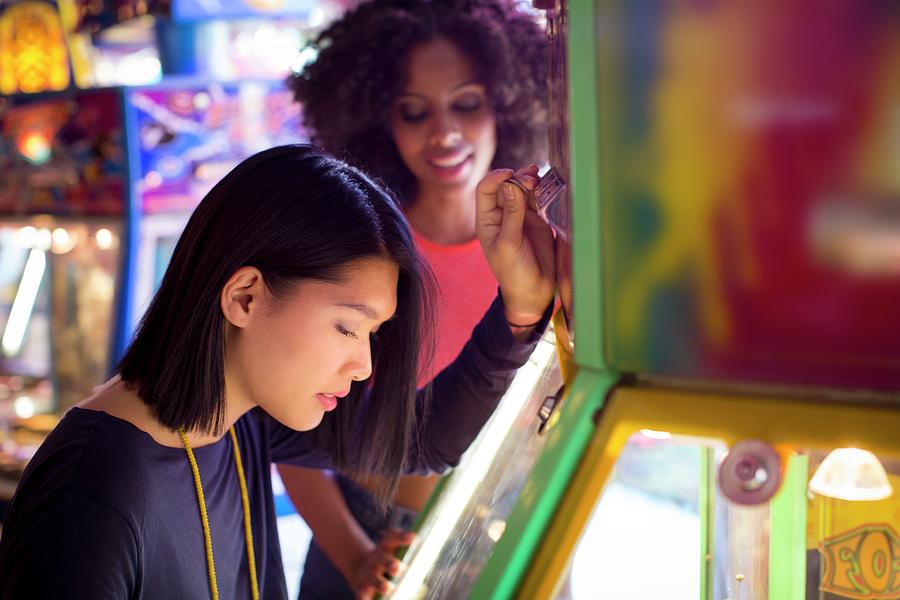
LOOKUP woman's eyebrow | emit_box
[397,81,483,100]
[335,302,379,320]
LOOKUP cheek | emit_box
[465,112,497,154]
[391,121,425,163]
[247,316,324,387]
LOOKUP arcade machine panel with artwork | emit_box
[0,89,126,493]
[122,80,306,335]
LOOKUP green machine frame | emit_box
[469,0,814,597]
[468,0,620,597]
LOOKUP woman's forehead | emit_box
[403,39,478,92]
[290,258,399,319]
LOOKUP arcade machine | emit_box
[387,1,900,599]
[88,0,329,346]
[0,0,130,496]
[120,78,307,341]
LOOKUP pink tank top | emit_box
[413,229,498,385]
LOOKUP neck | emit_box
[78,376,255,449]
[406,185,477,245]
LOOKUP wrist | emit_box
[340,535,377,585]
[503,308,548,341]
[503,308,546,328]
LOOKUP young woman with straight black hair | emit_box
[0,145,554,599]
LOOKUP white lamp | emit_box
[809,448,893,501]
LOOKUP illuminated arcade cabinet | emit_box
[385,1,900,599]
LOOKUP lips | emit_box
[426,151,474,182]
[316,389,350,412]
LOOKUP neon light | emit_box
[2,248,47,357]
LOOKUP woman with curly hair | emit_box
[277,1,549,598]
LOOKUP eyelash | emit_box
[336,325,359,340]
[399,100,483,123]
[400,110,427,123]
[454,100,482,112]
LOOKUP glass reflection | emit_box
[389,326,562,599]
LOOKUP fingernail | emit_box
[503,184,515,201]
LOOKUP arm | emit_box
[277,465,410,599]
[276,466,372,583]
[407,165,557,472]
[406,292,552,474]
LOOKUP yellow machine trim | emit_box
[516,385,900,599]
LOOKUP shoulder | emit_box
[0,410,145,593]
[14,408,160,523]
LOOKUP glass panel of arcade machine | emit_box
[389,326,563,600]
[552,433,900,600]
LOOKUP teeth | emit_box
[431,155,468,168]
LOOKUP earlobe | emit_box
[221,267,264,328]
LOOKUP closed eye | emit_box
[400,109,428,123]
[453,100,482,112]
[336,325,359,340]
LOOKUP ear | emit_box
[221,266,267,328]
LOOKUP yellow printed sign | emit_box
[820,523,900,599]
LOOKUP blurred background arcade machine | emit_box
[382,1,900,599]
[0,0,347,572]
[0,4,130,502]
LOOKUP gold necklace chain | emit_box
[179,426,260,600]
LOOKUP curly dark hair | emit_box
[288,0,549,206]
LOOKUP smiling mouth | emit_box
[427,153,473,169]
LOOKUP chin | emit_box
[277,410,325,432]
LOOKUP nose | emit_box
[344,341,373,383]
[429,110,463,148]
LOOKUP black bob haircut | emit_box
[116,144,435,504]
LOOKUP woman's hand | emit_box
[349,529,413,600]
[476,165,556,334]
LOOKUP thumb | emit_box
[497,180,528,247]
